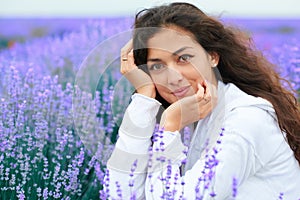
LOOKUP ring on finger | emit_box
[122,57,128,61]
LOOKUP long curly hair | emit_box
[132,2,300,165]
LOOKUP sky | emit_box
[0,0,300,18]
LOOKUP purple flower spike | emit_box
[232,177,238,198]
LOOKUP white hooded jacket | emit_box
[106,81,300,200]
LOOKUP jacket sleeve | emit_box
[105,93,161,199]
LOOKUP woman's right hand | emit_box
[160,80,217,132]
[120,39,156,98]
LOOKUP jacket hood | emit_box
[184,81,277,172]
[221,81,276,120]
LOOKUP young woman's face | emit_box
[146,26,219,104]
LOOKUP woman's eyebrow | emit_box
[172,46,192,56]
[147,58,162,62]
[147,46,192,62]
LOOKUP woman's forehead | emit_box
[147,28,198,53]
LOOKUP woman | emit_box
[105,2,300,199]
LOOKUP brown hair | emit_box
[132,2,300,165]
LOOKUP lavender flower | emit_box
[278,192,284,200]
[232,177,238,198]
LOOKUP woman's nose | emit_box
[167,67,183,85]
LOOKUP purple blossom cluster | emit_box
[102,127,229,199]
[232,19,300,98]
[0,17,135,199]
[0,17,299,199]
[0,17,133,86]
[0,66,115,199]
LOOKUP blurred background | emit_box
[1,0,300,50]
[1,0,300,17]
[0,1,299,199]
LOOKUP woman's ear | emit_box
[209,52,220,68]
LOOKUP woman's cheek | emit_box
[151,73,168,88]
[190,79,203,93]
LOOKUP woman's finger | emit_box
[121,50,136,74]
[195,82,205,101]
[127,50,135,68]
[120,40,136,74]
[203,80,212,103]
[121,39,133,59]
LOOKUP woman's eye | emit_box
[149,63,165,71]
[178,54,194,63]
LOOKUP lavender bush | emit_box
[0,18,134,199]
[0,17,299,199]
[0,66,111,199]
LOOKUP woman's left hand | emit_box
[121,39,156,98]
[160,80,217,132]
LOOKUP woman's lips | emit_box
[172,86,190,98]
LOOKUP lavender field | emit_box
[0,17,299,199]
